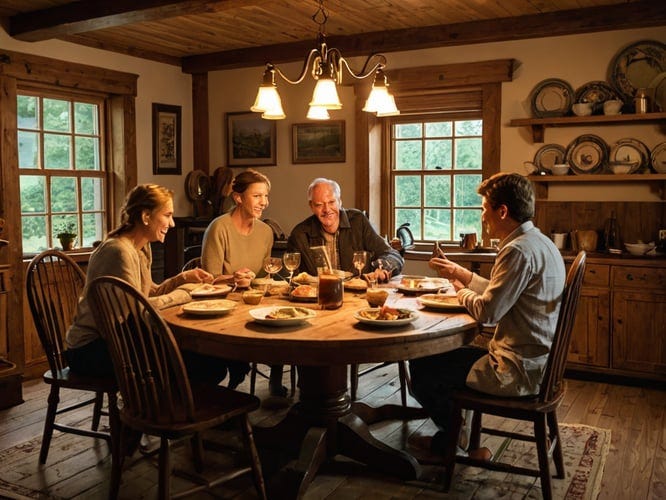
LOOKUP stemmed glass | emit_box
[352,251,369,278]
[371,258,395,283]
[283,252,301,285]
[263,256,283,282]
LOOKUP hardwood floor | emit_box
[0,365,664,499]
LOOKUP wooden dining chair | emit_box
[181,256,201,271]
[88,275,266,500]
[441,251,587,500]
[25,249,119,464]
[350,362,411,406]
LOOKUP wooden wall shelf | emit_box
[510,112,666,142]
[528,174,666,200]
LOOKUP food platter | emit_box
[534,144,566,173]
[418,294,467,311]
[292,272,318,285]
[529,78,574,118]
[395,278,449,294]
[344,278,368,291]
[353,307,418,327]
[609,40,666,102]
[565,134,608,174]
[289,285,318,302]
[182,299,236,316]
[573,81,622,114]
[249,306,316,326]
[190,284,233,298]
[651,141,666,173]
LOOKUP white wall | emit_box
[3,26,665,229]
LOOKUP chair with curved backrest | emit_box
[441,251,587,500]
[25,249,119,464]
[88,276,266,500]
[182,256,201,272]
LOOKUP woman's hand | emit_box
[180,268,214,284]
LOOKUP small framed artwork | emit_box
[152,103,182,175]
[226,112,277,166]
[292,121,346,164]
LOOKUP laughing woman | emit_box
[65,184,228,386]
[201,169,283,394]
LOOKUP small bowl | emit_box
[624,242,654,256]
[572,103,593,116]
[603,99,623,115]
[366,288,389,307]
[608,162,637,175]
[550,164,570,176]
[241,290,264,305]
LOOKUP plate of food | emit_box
[182,299,237,316]
[395,277,449,294]
[354,306,418,327]
[418,294,467,311]
[290,284,318,302]
[344,277,368,291]
[292,272,318,285]
[190,283,233,298]
[249,306,316,326]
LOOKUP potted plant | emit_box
[55,221,77,251]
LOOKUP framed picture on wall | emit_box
[292,121,346,164]
[152,103,182,175]
[226,112,277,166]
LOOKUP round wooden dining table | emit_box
[161,286,478,498]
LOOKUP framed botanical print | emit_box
[152,103,182,175]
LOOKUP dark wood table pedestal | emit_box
[254,364,427,498]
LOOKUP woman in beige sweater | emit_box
[65,184,229,385]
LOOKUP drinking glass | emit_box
[371,258,395,283]
[263,256,283,282]
[283,252,301,285]
[352,251,369,278]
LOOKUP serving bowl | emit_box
[550,164,570,176]
[241,290,264,305]
[624,242,655,256]
[572,102,593,116]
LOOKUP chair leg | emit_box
[109,424,129,500]
[40,385,60,464]
[239,415,267,500]
[107,391,121,458]
[443,402,465,492]
[91,391,104,431]
[250,363,257,395]
[547,411,565,478]
[191,432,205,473]
[290,365,297,396]
[469,410,482,451]
[350,364,359,401]
[158,437,172,500]
[534,415,553,500]
[398,361,408,406]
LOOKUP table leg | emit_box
[253,364,421,497]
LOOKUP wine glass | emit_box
[352,251,369,278]
[263,256,283,282]
[283,252,301,285]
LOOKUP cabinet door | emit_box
[567,287,610,367]
[612,290,666,376]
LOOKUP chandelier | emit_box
[250,0,399,120]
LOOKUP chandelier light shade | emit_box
[250,0,399,120]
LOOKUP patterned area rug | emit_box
[0,423,610,499]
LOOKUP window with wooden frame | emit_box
[18,89,107,252]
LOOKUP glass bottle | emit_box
[604,210,621,254]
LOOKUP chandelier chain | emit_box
[312,0,329,35]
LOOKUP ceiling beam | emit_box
[182,0,666,73]
[9,0,257,42]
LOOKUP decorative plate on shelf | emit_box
[609,138,650,173]
[573,81,622,114]
[534,144,567,173]
[608,40,666,102]
[651,141,666,173]
[648,71,666,112]
[529,78,575,118]
[565,134,608,174]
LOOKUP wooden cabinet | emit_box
[611,265,666,378]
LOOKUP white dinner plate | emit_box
[354,307,418,327]
[249,306,316,326]
[190,284,233,298]
[182,299,237,316]
[395,278,449,294]
[418,294,467,311]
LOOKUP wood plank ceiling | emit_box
[1,0,665,73]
